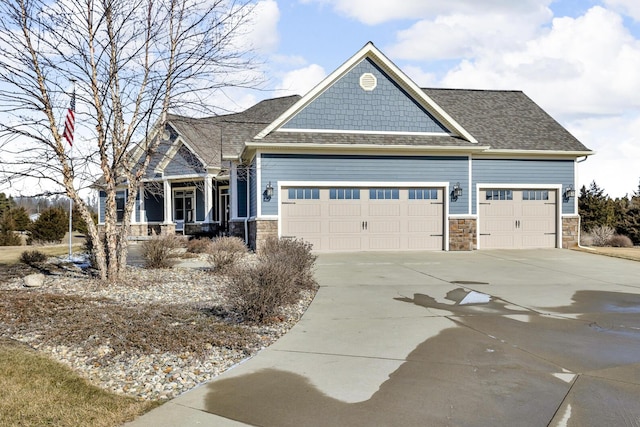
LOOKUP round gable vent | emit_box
[359,73,377,91]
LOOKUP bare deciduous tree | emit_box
[0,0,258,280]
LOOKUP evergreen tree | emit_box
[0,211,21,246]
[28,207,67,244]
[578,181,615,232]
[0,193,15,217]
[8,206,31,231]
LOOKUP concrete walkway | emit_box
[125,249,640,426]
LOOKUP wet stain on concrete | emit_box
[203,289,640,426]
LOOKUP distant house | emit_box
[98,42,592,251]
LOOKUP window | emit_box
[288,188,320,200]
[486,190,513,201]
[330,188,360,200]
[116,191,126,222]
[409,188,438,200]
[523,190,549,201]
[370,188,399,200]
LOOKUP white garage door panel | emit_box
[281,187,444,252]
[480,189,557,249]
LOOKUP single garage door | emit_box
[479,189,557,249]
[281,186,444,251]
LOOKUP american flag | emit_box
[63,90,75,146]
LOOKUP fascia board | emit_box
[476,149,595,158]
[244,141,490,154]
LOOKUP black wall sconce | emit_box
[263,181,274,202]
[452,182,463,201]
[563,185,575,201]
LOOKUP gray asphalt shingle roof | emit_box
[166,95,301,168]
[161,88,589,170]
[422,88,590,152]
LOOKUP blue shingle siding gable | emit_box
[259,153,469,215]
[164,145,205,176]
[472,159,575,215]
[282,58,449,134]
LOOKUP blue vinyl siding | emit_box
[259,154,469,215]
[237,178,248,218]
[282,58,449,134]
[249,162,257,217]
[144,192,164,222]
[98,190,127,223]
[196,187,205,221]
[164,145,205,177]
[135,192,141,222]
[99,191,106,223]
[472,159,575,215]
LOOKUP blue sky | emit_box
[233,0,640,198]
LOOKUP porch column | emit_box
[163,179,172,223]
[204,176,213,224]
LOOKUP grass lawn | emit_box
[0,233,86,264]
[0,339,159,427]
[573,245,640,262]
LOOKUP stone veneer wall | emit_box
[449,218,477,251]
[562,216,580,248]
[229,220,246,241]
[249,219,278,252]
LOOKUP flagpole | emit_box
[68,79,76,261]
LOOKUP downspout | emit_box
[575,156,593,250]
[244,164,250,246]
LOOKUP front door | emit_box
[174,189,195,223]
[219,186,229,232]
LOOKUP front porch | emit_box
[99,178,230,238]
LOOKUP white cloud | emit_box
[401,65,438,87]
[389,9,551,61]
[439,7,640,119]
[275,64,327,96]
[302,0,551,25]
[243,0,280,53]
[570,114,640,197]
[604,0,640,21]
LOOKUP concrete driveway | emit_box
[126,250,640,426]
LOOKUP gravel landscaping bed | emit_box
[0,256,315,401]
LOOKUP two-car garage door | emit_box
[281,186,444,251]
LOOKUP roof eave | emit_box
[244,141,490,153]
[479,149,595,157]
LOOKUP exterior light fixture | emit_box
[564,185,576,199]
[452,182,463,200]
[263,181,274,202]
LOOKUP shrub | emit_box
[609,234,633,248]
[207,236,247,272]
[28,207,67,244]
[19,250,47,266]
[224,237,317,323]
[224,261,300,323]
[590,225,615,247]
[140,234,184,269]
[186,238,212,254]
[259,237,317,290]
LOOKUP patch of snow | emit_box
[459,291,491,305]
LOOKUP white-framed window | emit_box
[409,188,438,200]
[288,188,320,200]
[522,190,549,201]
[370,188,399,200]
[330,188,361,200]
[486,190,513,201]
